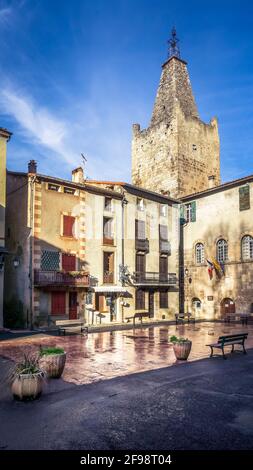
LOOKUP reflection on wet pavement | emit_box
[0,322,252,385]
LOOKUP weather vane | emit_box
[168,27,180,59]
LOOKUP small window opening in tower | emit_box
[192,144,197,151]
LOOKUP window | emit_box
[135,219,145,240]
[195,243,204,264]
[160,291,168,308]
[63,215,75,237]
[137,198,144,211]
[159,224,168,241]
[192,144,197,151]
[103,217,113,245]
[48,183,60,192]
[51,291,66,315]
[135,289,145,309]
[185,201,196,223]
[103,252,114,283]
[41,251,60,271]
[192,298,201,309]
[160,204,167,217]
[136,253,146,273]
[216,239,228,263]
[104,197,112,211]
[239,185,250,211]
[242,235,253,260]
[64,187,75,195]
[62,254,76,271]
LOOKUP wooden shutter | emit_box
[136,254,145,273]
[136,289,145,310]
[239,185,250,211]
[62,254,76,271]
[63,215,75,237]
[159,256,168,274]
[160,291,168,308]
[135,219,145,240]
[191,201,196,222]
[51,291,66,315]
[159,224,168,240]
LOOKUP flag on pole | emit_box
[211,257,224,277]
[206,259,214,279]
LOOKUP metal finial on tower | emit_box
[168,27,180,59]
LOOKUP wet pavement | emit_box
[0,321,252,385]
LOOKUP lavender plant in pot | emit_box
[170,335,192,360]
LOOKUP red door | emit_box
[51,291,66,315]
[69,292,78,319]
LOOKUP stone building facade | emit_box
[0,128,11,328]
[131,55,220,199]
[4,165,180,327]
[181,177,253,319]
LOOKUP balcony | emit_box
[34,270,92,287]
[133,271,178,286]
[159,240,171,255]
[103,271,114,284]
[135,238,149,253]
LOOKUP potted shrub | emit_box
[39,347,66,378]
[9,353,46,401]
[170,335,192,360]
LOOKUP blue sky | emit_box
[0,0,253,183]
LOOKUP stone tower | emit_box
[131,29,220,198]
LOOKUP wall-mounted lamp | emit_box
[13,257,20,268]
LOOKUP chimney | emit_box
[72,167,84,184]
[28,160,37,174]
[208,175,215,189]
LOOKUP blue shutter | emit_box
[191,201,196,222]
[180,205,186,225]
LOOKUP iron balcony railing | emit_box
[133,271,178,286]
[34,270,93,287]
[135,238,149,252]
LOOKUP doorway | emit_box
[149,291,155,318]
[220,298,235,317]
[69,292,78,319]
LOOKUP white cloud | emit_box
[0,87,79,166]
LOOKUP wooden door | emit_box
[51,291,66,315]
[149,291,155,318]
[69,292,78,319]
[220,298,235,317]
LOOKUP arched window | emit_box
[241,235,253,260]
[192,298,201,309]
[216,239,228,263]
[195,243,204,264]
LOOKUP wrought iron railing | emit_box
[133,271,177,286]
[34,270,91,287]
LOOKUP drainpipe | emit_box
[121,192,128,322]
[28,174,36,329]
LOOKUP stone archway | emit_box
[220,298,235,318]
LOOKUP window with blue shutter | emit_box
[239,185,250,211]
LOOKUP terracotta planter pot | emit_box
[173,341,192,360]
[39,353,66,378]
[11,373,44,401]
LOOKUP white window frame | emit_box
[242,235,253,260]
[217,239,228,263]
[195,243,204,264]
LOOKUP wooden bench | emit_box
[55,320,88,336]
[175,313,195,325]
[206,333,248,359]
[125,311,151,327]
[224,313,252,326]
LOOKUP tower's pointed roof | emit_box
[150,29,199,127]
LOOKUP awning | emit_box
[92,286,129,294]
